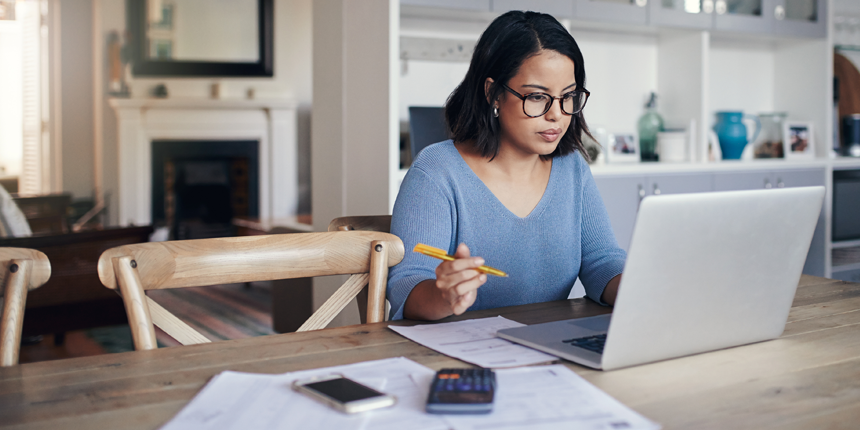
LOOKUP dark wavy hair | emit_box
[445,11,591,160]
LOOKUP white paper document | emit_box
[159,357,448,430]
[444,364,661,430]
[388,316,558,368]
[160,356,660,430]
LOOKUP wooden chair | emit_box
[97,231,404,351]
[328,215,391,234]
[0,248,51,366]
[328,215,392,323]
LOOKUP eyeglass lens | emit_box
[523,92,587,117]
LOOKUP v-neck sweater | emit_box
[387,140,626,320]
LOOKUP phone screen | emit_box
[304,378,384,403]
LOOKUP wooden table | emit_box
[1,275,859,429]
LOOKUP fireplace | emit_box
[109,98,298,227]
[152,140,259,239]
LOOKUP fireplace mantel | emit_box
[109,97,298,226]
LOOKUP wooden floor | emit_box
[17,282,275,364]
[18,332,111,363]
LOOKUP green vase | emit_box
[637,93,664,162]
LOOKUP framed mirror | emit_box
[127,0,273,77]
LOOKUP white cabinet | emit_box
[401,0,827,38]
[492,0,574,17]
[651,0,714,30]
[594,175,646,252]
[712,0,772,34]
[575,0,649,25]
[400,0,490,11]
[594,166,826,276]
[770,0,827,38]
[594,172,713,251]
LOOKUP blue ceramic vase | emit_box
[714,111,761,160]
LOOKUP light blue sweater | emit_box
[387,140,626,320]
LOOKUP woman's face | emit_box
[494,49,576,158]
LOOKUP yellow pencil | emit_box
[413,243,508,277]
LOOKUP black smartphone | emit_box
[292,374,397,414]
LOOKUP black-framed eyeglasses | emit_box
[501,84,590,117]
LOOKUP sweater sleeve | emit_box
[577,157,627,305]
[387,166,457,320]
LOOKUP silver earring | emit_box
[493,106,499,118]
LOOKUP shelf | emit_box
[832,239,860,249]
[832,261,860,274]
[835,44,860,52]
[832,244,860,269]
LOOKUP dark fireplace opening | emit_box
[152,140,259,240]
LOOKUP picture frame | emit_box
[604,133,640,163]
[783,121,815,160]
[149,39,173,60]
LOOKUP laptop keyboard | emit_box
[562,333,607,354]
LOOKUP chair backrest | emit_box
[0,247,51,366]
[328,215,391,233]
[328,216,392,323]
[97,231,404,351]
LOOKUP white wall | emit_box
[96,0,313,224]
[312,0,398,327]
[398,25,659,141]
[0,20,23,178]
[576,30,658,134]
[709,39,776,116]
[60,0,95,200]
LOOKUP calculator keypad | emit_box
[434,368,495,393]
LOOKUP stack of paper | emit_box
[160,357,661,430]
[161,357,447,430]
[388,316,558,368]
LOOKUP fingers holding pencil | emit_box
[433,243,486,315]
[414,243,508,277]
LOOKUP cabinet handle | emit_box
[764,179,773,189]
[634,0,647,7]
[714,0,726,15]
[638,184,646,200]
[652,183,661,195]
[777,178,785,188]
[774,5,785,20]
[703,0,714,14]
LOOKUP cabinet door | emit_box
[770,0,826,38]
[772,168,824,188]
[650,0,714,29]
[715,168,825,277]
[493,0,575,17]
[400,0,490,12]
[575,0,649,25]
[646,172,714,196]
[593,175,646,251]
[773,168,826,276]
[713,0,772,34]
[713,170,773,191]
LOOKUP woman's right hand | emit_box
[433,243,487,315]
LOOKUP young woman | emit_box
[387,11,625,321]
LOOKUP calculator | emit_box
[425,368,496,414]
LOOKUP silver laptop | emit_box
[497,186,825,371]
